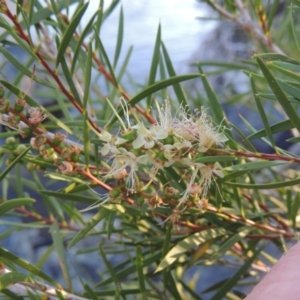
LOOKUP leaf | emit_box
[223,160,287,172]
[130,74,201,107]
[256,53,300,65]
[155,228,227,273]
[0,147,31,183]
[147,23,161,107]
[226,177,300,189]
[68,209,109,249]
[0,271,29,290]
[0,47,54,88]
[56,2,89,66]
[256,56,300,133]
[71,9,100,74]
[251,77,275,148]
[50,220,72,290]
[39,191,97,205]
[210,245,264,300]
[248,119,292,140]
[99,245,121,298]
[0,198,35,216]
[113,6,124,68]
[136,246,146,297]
[197,63,224,124]
[161,42,188,108]
[195,156,236,164]
[0,247,57,286]
[94,27,118,87]
[107,74,201,127]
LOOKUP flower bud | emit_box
[14,99,26,113]
[14,144,27,155]
[0,98,9,113]
[109,188,121,199]
[6,137,16,145]
[20,127,32,138]
[26,162,36,171]
[52,132,66,146]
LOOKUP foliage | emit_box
[0,0,299,299]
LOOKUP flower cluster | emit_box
[99,100,228,208]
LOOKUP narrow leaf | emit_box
[256,56,300,133]
[0,198,35,216]
[56,2,89,66]
[155,228,227,273]
[0,147,31,182]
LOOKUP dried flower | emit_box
[57,161,73,174]
[28,107,47,126]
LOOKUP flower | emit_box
[57,161,73,174]
[99,130,127,156]
[173,107,228,152]
[177,161,224,207]
[28,107,47,126]
[104,147,149,192]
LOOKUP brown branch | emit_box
[2,4,101,134]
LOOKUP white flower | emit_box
[173,108,228,151]
[104,148,149,192]
[99,130,127,156]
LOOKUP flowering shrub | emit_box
[0,1,300,299]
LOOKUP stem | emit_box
[2,4,101,134]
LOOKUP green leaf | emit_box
[136,246,146,297]
[39,191,97,205]
[113,6,124,68]
[224,160,287,172]
[155,228,227,273]
[108,74,201,126]
[56,2,89,66]
[0,47,54,88]
[99,245,121,298]
[147,23,161,107]
[0,247,57,286]
[71,9,100,74]
[251,77,276,148]
[210,227,253,263]
[0,198,35,217]
[0,147,31,183]
[256,56,300,133]
[50,220,72,290]
[226,177,300,189]
[130,74,200,106]
[256,53,300,65]
[197,64,224,124]
[0,271,29,290]
[195,156,236,164]
[210,245,263,300]
[68,209,109,249]
[161,42,188,108]
[94,27,118,87]
[248,119,293,140]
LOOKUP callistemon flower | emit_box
[104,147,148,192]
[99,130,127,156]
